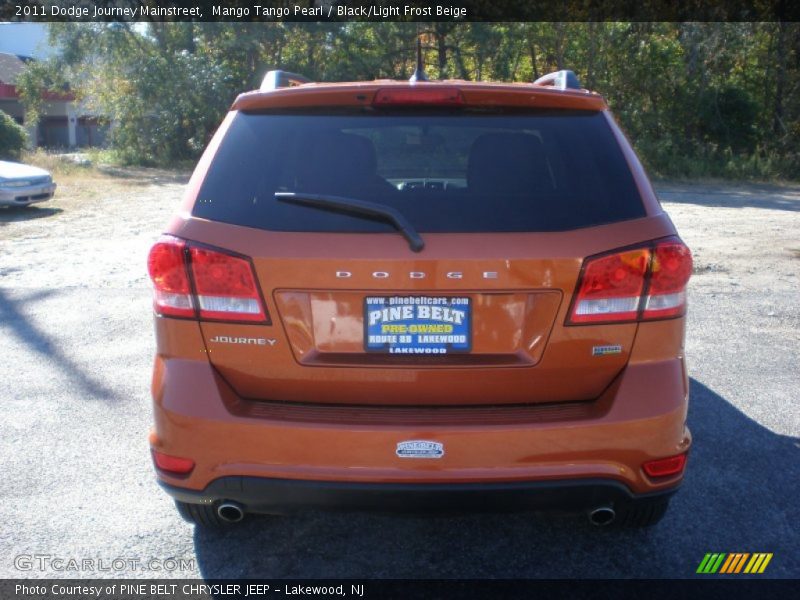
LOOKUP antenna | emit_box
[409,36,428,83]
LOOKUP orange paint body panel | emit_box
[149,75,692,523]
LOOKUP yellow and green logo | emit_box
[696,553,773,574]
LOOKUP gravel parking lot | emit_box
[0,168,798,579]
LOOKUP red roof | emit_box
[0,52,74,101]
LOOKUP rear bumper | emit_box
[151,316,691,502]
[152,366,690,500]
[159,476,679,515]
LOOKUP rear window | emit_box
[192,111,646,233]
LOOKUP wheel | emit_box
[613,496,671,528]
[175,500,243,527]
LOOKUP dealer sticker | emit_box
[364,296,471,354]
[396,440,445,459]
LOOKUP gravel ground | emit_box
[0,170,798,580]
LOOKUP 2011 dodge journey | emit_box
[147,68,692,528]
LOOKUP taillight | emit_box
[642,241,693,320]
[146,236,269,323]
[642,453,688,478]
[567,237,692,325]
[147,237,194,318]
[373,87,465,107]
[570,248,649,324]
[189,246,267,322]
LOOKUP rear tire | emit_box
[175,500,241,528]
[614,497,671,528]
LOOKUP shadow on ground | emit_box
[0,206,63,224]
[655,184,800,212]
[0,287,116,400]
[190,379,799,579]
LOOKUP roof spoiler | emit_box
[533,70,581,91]
[260,70,312,91]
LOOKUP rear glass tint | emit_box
[193,111,645,233]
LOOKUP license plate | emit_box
[364,296,471,354]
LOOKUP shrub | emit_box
[0,110,27,160]
[697,86,759,154]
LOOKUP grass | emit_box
[16,149,190,207]
[636,141,800,184]
[21,148,108,179]
[20,148,190,182]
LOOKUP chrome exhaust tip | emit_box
[217,501,245,523]
[588,506,616,526]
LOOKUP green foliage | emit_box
[696,86,758,153]
[16,60,67,127]
[17,22,800,180]
[0,110,27,160]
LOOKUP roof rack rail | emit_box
[533,70,581,91]
[260,70,312,91]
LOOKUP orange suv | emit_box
[147,68,692,528]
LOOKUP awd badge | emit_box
[592,345,622,356]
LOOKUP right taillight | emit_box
[567,237,692,325]
[147,235,269,323]
[642,453,688,478]
[642,240,693,320]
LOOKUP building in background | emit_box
[0,22,107,149]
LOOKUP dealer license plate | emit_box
[364,296,471,354]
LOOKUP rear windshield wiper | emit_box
[274,192,425,253]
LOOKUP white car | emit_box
[0,160,57,207]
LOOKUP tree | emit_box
[0,110,27,160]
[15,22,800,179]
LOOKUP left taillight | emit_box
[147,236,194,318]
[189,245,267,322]
[567,236,692,325]
[147,235,269,323]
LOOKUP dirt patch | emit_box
[656,183,800,298]
[0,166,189,289]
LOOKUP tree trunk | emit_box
[453,45,470,80]
[586,22,597,89]
[528,37,540,81]
[554,23,566,70]
[773,21,788,135]
[436,28,448,79]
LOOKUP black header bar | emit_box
[1,0,798,22]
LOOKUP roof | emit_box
[0,52,75,102]
[0,53,31,86]
[232,80,608,112]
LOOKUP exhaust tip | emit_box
[217,502,244,523]
[588,506,616,526]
